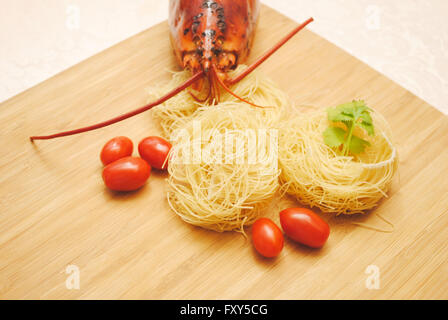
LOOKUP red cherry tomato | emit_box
[102,157,151,191]
[100,136,133,166]
[279,207,330,248]
[252,218,284,258]
[138,136,172,170]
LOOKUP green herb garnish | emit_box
[323,100,375,156]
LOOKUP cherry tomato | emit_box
[138,136,172,170]
[102,157,151,191]
[252,218,284,258]
[100,136,133,166]
[279,207,330,248]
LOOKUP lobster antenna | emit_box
[30,71,204,141]
[210,69,220,104]
[212,65,270,109]
[228,17,314,85]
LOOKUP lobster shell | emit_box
[169,0,261,77]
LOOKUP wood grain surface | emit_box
[1,5,447,300]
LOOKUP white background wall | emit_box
[1,0,447,114]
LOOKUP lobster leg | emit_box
[227,18,314,85]
[30,71,204,141]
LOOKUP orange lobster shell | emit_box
[169,0,260,88]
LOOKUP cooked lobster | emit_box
[31,0,313,140]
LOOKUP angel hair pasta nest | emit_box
[166,104,281,232]
[278,107,398,215]
[150,65,289,139]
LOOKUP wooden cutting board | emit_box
[1,5,447,300]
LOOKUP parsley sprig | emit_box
[323,100,375,156]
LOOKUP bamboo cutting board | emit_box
[1,5,447,300]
